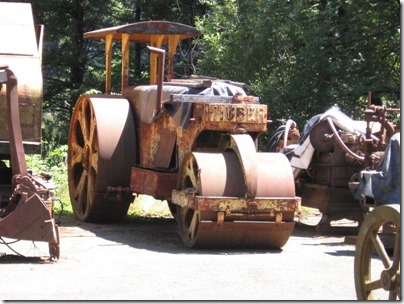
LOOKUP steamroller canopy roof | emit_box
[83,21,201,43]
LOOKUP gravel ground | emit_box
[0,206,360,301]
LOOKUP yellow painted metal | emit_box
[121,33,130,93]
[83,21,201,90]
[150,34,164,85]
[168,35,181,82]
[105,34,113,94]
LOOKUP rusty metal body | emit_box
[0,2,44,155]
[128,87,268,199]
[275,103,399,234]
[0,66,59,259]
[68,21,300,248]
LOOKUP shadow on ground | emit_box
[56,214,291,255]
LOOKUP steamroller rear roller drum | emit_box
[176,151,296,248]
[354,204,400,300]
[68,94,136,222]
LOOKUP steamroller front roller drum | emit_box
[354,204,400,300]
[176,151,297,248]
[68,94,136,222]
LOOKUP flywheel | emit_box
[68,94,136,222]
[176,151,297,248]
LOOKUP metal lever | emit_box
[147,46,165,122]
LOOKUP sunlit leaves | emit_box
[195,0,400,130]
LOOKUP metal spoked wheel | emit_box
[176,206,202,247]
[176,152,230,248]
[68,94,136,222]
[176,151,296,248]
[354,204,400,300]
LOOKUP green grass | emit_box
[127,194,173,219]
[26,150,173,220]
[25,146,72,217]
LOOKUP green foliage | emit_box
[195,0,400,137]
[26,145,71,216]
[195,0,240,78]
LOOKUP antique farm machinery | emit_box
[0,3,59,259]
[67,21,301,248]
[267,97,399,234]
[353,130,400,300]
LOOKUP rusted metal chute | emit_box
[0,65,59,259]
[0,2,59,259]
[0,2,44,155]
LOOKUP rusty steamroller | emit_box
[269,99,399,234]
[67,21,300,248]
[0,3,59,259]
